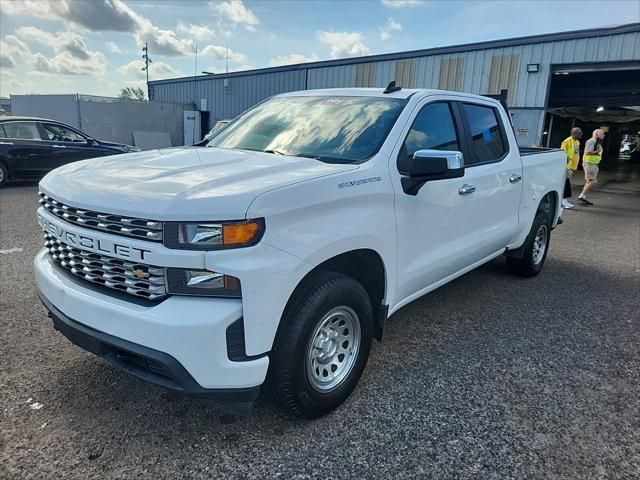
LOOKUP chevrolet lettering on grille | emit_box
[38,212,151,263]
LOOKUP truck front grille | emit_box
[43,233,167,301]
[39,192,163,242]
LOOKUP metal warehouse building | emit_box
[149,23,640,149]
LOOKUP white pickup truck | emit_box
[34,86,565,417]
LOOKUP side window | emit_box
[0,125,6,138]
[2,122,43,140]
[399,102,460,172]
[463,104,506,164]
[41,123,87,143]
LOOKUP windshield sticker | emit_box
[338,177,382,189]
[323,98,348,105]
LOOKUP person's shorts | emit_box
[584,162,599,181]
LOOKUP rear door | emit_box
[456,101,523,256]
[1,121,54,178]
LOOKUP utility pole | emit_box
[141,42,152,99]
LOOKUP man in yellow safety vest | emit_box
[578,129,605,206]
[560,127,582,209]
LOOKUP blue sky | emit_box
[1,0,638,98]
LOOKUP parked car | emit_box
[34,86,566,418]
[193,119,231,146]
[0,116,140,187]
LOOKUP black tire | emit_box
[0,162,8,188]
[506,210,551,277]
[270,271,373,418]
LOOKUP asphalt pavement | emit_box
[1,183,639,479]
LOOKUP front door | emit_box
[392,99,482,305]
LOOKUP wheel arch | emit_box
[282,248,388,342]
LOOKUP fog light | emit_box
[166,268,241,297]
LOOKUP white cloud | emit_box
[4,0,197,58]
[2,0,142,31]
[6,28,108,76]
[106,41,124,53]
[0,53,17,68]
[32,51,107,76]
[134,18,195,56]
[0,35,32,65]
[379,17,402,40]
[210,0,259,31]
[177,22,216,41]
[317,31,370,59]
[17,27,92,60]
[117,59,182,80]
[270,53,320,67]
[381,0,424,7]
[200,45,247,63]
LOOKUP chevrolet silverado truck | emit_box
[34,85,565,418]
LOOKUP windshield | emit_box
[206,95,407,163]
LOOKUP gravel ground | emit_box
[1,183,639,479]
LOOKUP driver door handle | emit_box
[509,173,522,183]
[458,184,476,195]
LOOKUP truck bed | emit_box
[519,146,562,156]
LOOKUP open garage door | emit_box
[542,61,640,165]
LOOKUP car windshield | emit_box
[206,95,407,163]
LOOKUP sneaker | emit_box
[562,200,574,209]
[579,197,593,206]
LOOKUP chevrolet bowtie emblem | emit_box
[132,268,149,279]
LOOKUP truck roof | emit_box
[276,88,502,106]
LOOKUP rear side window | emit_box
[463,104,506,164]
[2,122,43,140]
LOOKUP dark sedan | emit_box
[0,117,140,187]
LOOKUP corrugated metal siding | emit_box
[395,59,417,88]
[438,58,465,91]
[355,63,376,87]
[152,30,640,115]
[307,65,356,88]
[151,69,305,123]
[488,54,519,104]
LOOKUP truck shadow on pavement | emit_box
[45,254,638,442]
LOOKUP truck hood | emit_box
[39,147,358,220]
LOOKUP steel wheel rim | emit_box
[532,224,548,265]
[306,306,361,392]
[0,168,3,183]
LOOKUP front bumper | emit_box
[40,293,259,412]
[34,249,269,401]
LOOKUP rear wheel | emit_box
[506,211,551,277]
[270,271,373,418]
[0,162,8,187]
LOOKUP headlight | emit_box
[164,219,264,250]
[166,268,241,297]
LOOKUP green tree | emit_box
[118,87,146,101]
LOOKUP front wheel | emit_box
[506,211,551,277]
[270,271,373,418]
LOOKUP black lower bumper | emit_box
[39,293,260,414]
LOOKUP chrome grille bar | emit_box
[43,233,167,301]
[39,192,163,242]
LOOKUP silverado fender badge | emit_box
[337,176,382,189]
